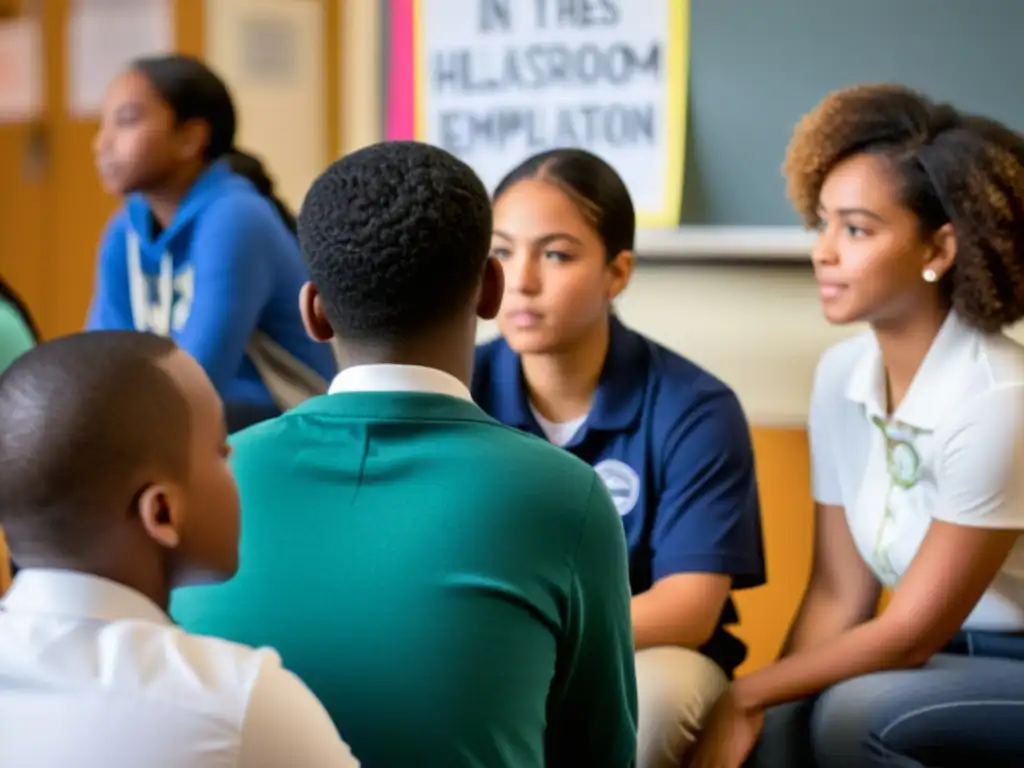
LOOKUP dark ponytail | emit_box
[131,54,236,162]
[129,56,298,236]
[223,149,298,235]
[0,276,41,342]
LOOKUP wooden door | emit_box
[43,0,113,337]
[41,0,206,338]
[0,1,46,335]
[0,0,44,593]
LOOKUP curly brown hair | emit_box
[783,84,1024,333]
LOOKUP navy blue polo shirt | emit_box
[472,316,766,676]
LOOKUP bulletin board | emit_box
[384,0,689,228]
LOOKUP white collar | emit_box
[845,311,981,429]
[1,569,170,625]
[328,364,473,402]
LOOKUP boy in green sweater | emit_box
[171,142,637,767]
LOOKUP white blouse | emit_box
[809,311,1024,631]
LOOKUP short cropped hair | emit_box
[297,141,492,344]
[0,331,190,561]
[784,84,1024,332]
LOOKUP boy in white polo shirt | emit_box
[688,85,1024,768]
[0,331,357,767]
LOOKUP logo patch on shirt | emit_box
[594,459,640,517]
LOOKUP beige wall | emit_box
[209,1,1024,428]
[204,0,381,201]
[477,266,859,427]
[482,266,1024,426]
[205,0,328,210]
[338,0,381,153]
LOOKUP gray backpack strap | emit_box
[246,331,329,411]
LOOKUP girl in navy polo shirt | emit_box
[689,86,1024,768]
[472,148,767,768]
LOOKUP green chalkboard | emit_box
[681,0,1024,225]
[381,1,1024,226]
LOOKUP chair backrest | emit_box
[731,427,814,675]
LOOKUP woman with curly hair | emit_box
[688,84,1024,768]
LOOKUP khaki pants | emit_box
[635,646,729,768]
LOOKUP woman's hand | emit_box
[686,689,764,768]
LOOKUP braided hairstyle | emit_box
[223,149,298,235]
[784,84,1024,333]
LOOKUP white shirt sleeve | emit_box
[239,657,360,767]
[808,349,845,506]
[932,384,1024,529]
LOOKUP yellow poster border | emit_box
[652,0,689,229]
[412,0,425,141]
[412,0,690,228]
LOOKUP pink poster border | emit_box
[385,0,416,140]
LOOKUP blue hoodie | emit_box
[87,161,336,407]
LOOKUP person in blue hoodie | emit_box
[88,55,336,431]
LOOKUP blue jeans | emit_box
[747,633,1024,767]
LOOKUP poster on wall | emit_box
[0,19,43,123]
[387,0,689,227]
[67,0,174,117]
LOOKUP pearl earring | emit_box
[922,268,938,283]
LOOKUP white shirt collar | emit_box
[328,364,473,402]
[845,311,981,429]
[1,569,170,625]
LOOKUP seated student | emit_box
[472,148,766,768]
[88,54,335,430]
[688,85,1024,768]
[171,141,638,768]
[0,275,40,586]
[0,331,358,767]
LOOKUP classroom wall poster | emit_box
[67,0,173,117]
[387,0,689,228]
[0,18,43,123]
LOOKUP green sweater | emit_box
[172,391,638,768]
